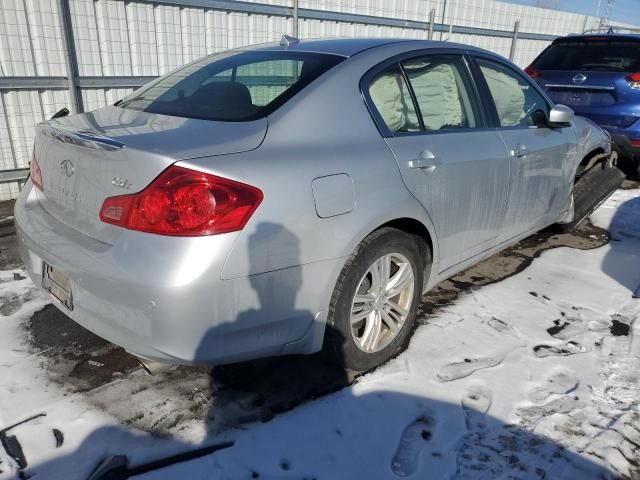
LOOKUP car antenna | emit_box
[280,34,300,46]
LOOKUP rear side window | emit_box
[368,65,420,133]
[402,55,478,130]
[117,51,344,121]
[534,39,640,72]
[477,58,549,128]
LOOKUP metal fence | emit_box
[0,0,638,200]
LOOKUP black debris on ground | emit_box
[609,318,630,337]
[53,429,64,448]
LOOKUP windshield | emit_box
[117,50,345,121]
[534,38,640,72]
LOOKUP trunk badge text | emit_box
[112,177,132,189]
[60,159,75,177]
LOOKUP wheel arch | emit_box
[577,147,609,177]
[344,215,438,293]
[383,218,435,292]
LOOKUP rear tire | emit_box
[323,227,426,371]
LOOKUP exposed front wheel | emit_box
[324,227,426,371]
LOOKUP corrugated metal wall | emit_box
[0,0,637,200]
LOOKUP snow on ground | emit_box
[1,188,639,480]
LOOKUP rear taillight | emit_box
[631,139,640,147]
[625,73,640,89]
[524,65,542,79]
[30,151,43,191]
[99,166,263,236]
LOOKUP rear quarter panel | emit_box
[573,115,612,164]
[180,43,441,288]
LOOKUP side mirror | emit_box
[548,104,574,128]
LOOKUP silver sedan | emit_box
[15,38,611,371]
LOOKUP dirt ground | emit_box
[0,209,617,436]
[0,199,15,221]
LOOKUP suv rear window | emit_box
[534,38,640,72]
[117,51,344,121]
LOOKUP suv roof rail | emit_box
[582,26,640,35]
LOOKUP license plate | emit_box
[560,91,586,105]
[43,264,73,310]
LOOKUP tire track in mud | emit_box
[417,221,610,319]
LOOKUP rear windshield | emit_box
[117,51,344,121]
[534,38,640,72]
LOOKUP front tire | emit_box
[324,227,426,371]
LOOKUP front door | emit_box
[366,54,511,271]
[473,56,577,238]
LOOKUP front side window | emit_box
[402,55,478,130]
[476,58,549,128]
[368,65,420,134]
[117,51,344,122]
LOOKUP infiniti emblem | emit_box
[60,159,75,177]
[573,74,587,84]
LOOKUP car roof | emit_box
[557,33,640,43]
[252,37,453,57]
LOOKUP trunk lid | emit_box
[33,106,266,244]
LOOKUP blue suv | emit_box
[526,34,640,177]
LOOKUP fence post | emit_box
[439,0,447,40]
[292,0,299,37]
[56,0,83,113]
[428,9,435,40]
[0,94,18,169]
[509,20,520,62]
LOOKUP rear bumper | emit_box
[15,183,336,365]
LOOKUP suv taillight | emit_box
[99,166,263,236]
[626,73,640,89]
[524,65,542,79]
[30,151,43,191]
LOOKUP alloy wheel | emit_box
[350,253,415,353]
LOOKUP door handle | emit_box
[408,150,441,172]
[512,143,529,158]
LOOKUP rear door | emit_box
[364,52,511,271]
[471,55,576,238]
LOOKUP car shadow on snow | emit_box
[601,196,640,296]
[201,221,354,430]
[23,358,618,479]
[14,389,622,479]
